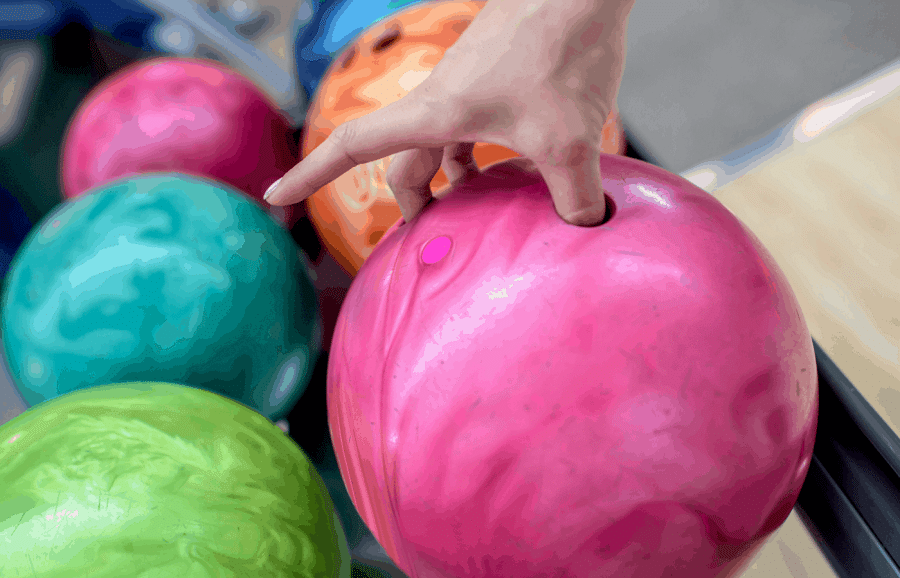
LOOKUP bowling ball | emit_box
[303,0,626,276]
[295,0,432,103]
[60,57,301,228]
[1,174,320,421]
[327,157,818,577]
[0,381,350,577]
[1,184,32,281]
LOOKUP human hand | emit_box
[266,0,635,227]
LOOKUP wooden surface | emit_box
[738,511,839,578]
[712,87,900,436]
[682,60,900,578]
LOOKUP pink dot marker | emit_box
[422,236,452,264]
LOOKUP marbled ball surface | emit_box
[0,381,350,577]
[1,173,321,420]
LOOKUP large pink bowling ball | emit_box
[328,157,818,578]
[60,57,300,228]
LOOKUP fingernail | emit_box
[264,178,282,202]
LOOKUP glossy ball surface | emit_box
[1,174,320,421]
[0,381,350,577]
[328,157,818,578]
[60,57,301,228]
[304,0,626,276]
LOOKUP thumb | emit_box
[533,142,608,227]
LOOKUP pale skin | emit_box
[266,0,636,227]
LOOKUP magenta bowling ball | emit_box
[60,57,300,228]
[328,157,818,578]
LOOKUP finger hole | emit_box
[564,194,615,228]
[594,194,616,227]
[373,25,402,53]
[339,46,358,70]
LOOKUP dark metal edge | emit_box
[813,340,900,481]
[810,340,900,566]
[797,454,900,578]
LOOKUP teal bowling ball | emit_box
[1,174,321,420]
[0,381,351,577]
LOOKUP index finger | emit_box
[266,95,452,206]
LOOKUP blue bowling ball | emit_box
[295,0,431,102]
[1,174,321,420]
[0,185,31,281]
[0,1,156,46]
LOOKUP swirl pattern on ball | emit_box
[1,174,320,420]
[0,382,350,577]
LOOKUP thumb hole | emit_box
[533,156,608,227]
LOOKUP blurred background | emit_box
[2,0,899,220]
[2,1,900,577]
[621,0,900,173]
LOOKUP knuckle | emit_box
[385,167,402,193]
[543,135,601,166]
[419,91,466,137]
[330,122,351,146]
[563,138,599,164]
[446,143,475,165]
[385,153,409,192]
[330,122,358,163]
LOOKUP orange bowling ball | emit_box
[303,0,626,276]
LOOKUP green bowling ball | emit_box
[1,174,321,420]
[0,381,351,577]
